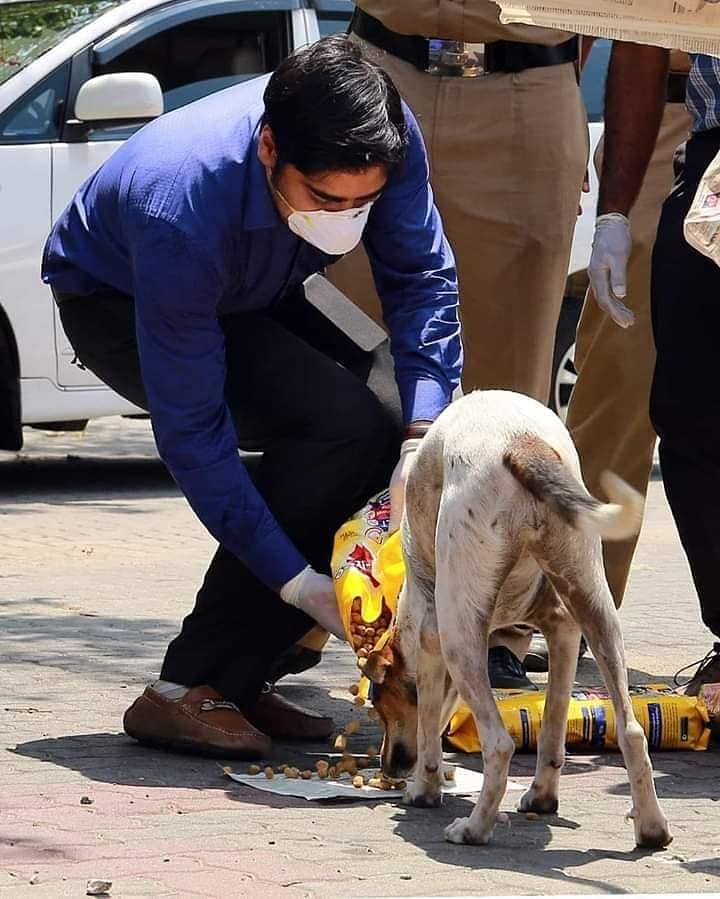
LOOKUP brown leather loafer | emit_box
[123,686,272,759]
[246,687,334,740]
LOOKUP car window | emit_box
[317,12,352,37]
[580,39,612,124]
[0,62,70,143]
[87,10,288,141]
[0,0,123,86]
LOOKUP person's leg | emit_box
[162,309,401,707]
[567,104,691,607]
[59,289,401,710]
[650,132,720,671]
[329,47,588,684]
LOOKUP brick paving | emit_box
[1,418,719,897]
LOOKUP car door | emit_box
[51,0,298,387]
[0,63,71,389]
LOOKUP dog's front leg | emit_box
[404,625,447,809]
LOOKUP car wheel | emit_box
[550,296,582,421]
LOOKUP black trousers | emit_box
[650,127,720,640]
[57,286,402,707]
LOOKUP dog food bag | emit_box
[446,684,711,753]
[331,490,404,699]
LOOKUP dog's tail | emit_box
[503,435,643,541]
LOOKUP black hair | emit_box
[263,34,408,175]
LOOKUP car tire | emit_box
[550,295,583,421]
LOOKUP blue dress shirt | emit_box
[42,75,462,590]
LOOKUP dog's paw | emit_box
[403,780,443,809]
[628,808,673,850]
[444,816,492,846]
[518,788,559,816]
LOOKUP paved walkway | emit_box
[1,420,719,897]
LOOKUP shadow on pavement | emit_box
[0,450,261,503]
[2,602,174,681]
[389,799,645,893]
[0,456,178,502]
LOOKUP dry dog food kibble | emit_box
[264,767,274,780]
[248,765,261,775]
[443,768,455,782]
[301,770,313,780]
[334,734,347,751]
[347,597,394,659]
[353,775,365,789]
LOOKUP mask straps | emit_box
[266,167,297,216]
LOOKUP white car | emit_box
[0,2,606,451]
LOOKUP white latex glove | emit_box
[389,438,421,533]
[280,566,345,641]
[588,213,635,328]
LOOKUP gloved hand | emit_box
[389,437,422,533]
[280,566,345,641]
[588,213,635,328]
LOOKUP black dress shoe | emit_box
[488,646,538,691]
[524,633,588,673]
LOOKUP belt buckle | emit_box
[427,40,486,77]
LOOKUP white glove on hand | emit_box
[389,438,421,533]
[588,213,635,328]
[280,566,345,641]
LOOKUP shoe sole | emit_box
[125,730,268,760]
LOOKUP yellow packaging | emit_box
[331,490,403,700]
[331,499,711,753]
[447,684,711,753]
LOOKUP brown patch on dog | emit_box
[503,433,597,527]
[365,641,418,747]
[363,642,395,685]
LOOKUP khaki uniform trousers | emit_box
[566,102,692,608]
[330,35,589,401]
[329,36,587,659]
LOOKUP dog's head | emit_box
[363,636,419,778]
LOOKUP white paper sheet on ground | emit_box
[225,765,524,802]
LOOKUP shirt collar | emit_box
[243,119,283,231]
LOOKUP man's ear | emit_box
[361,643,394,684]
[257,124,278,168]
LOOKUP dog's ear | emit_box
[361,643,394,684]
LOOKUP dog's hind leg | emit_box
[433,537,515,845]
[535,533,672,850]
[519,584,582,815]
[403,612,451,809]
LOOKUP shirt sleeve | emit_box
[362,104,463,425]
[128,213,307,590]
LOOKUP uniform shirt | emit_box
[42,75,461,591]
[356,0,572,45]
[687,54,720,134]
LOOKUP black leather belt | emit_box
[350,8,579,76]
[667,71,689,104]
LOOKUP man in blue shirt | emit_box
[43,35,462,758]
[587,45,720,696]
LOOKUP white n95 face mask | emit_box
[274,183,373,255]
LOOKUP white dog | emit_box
[363,390,672,849]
